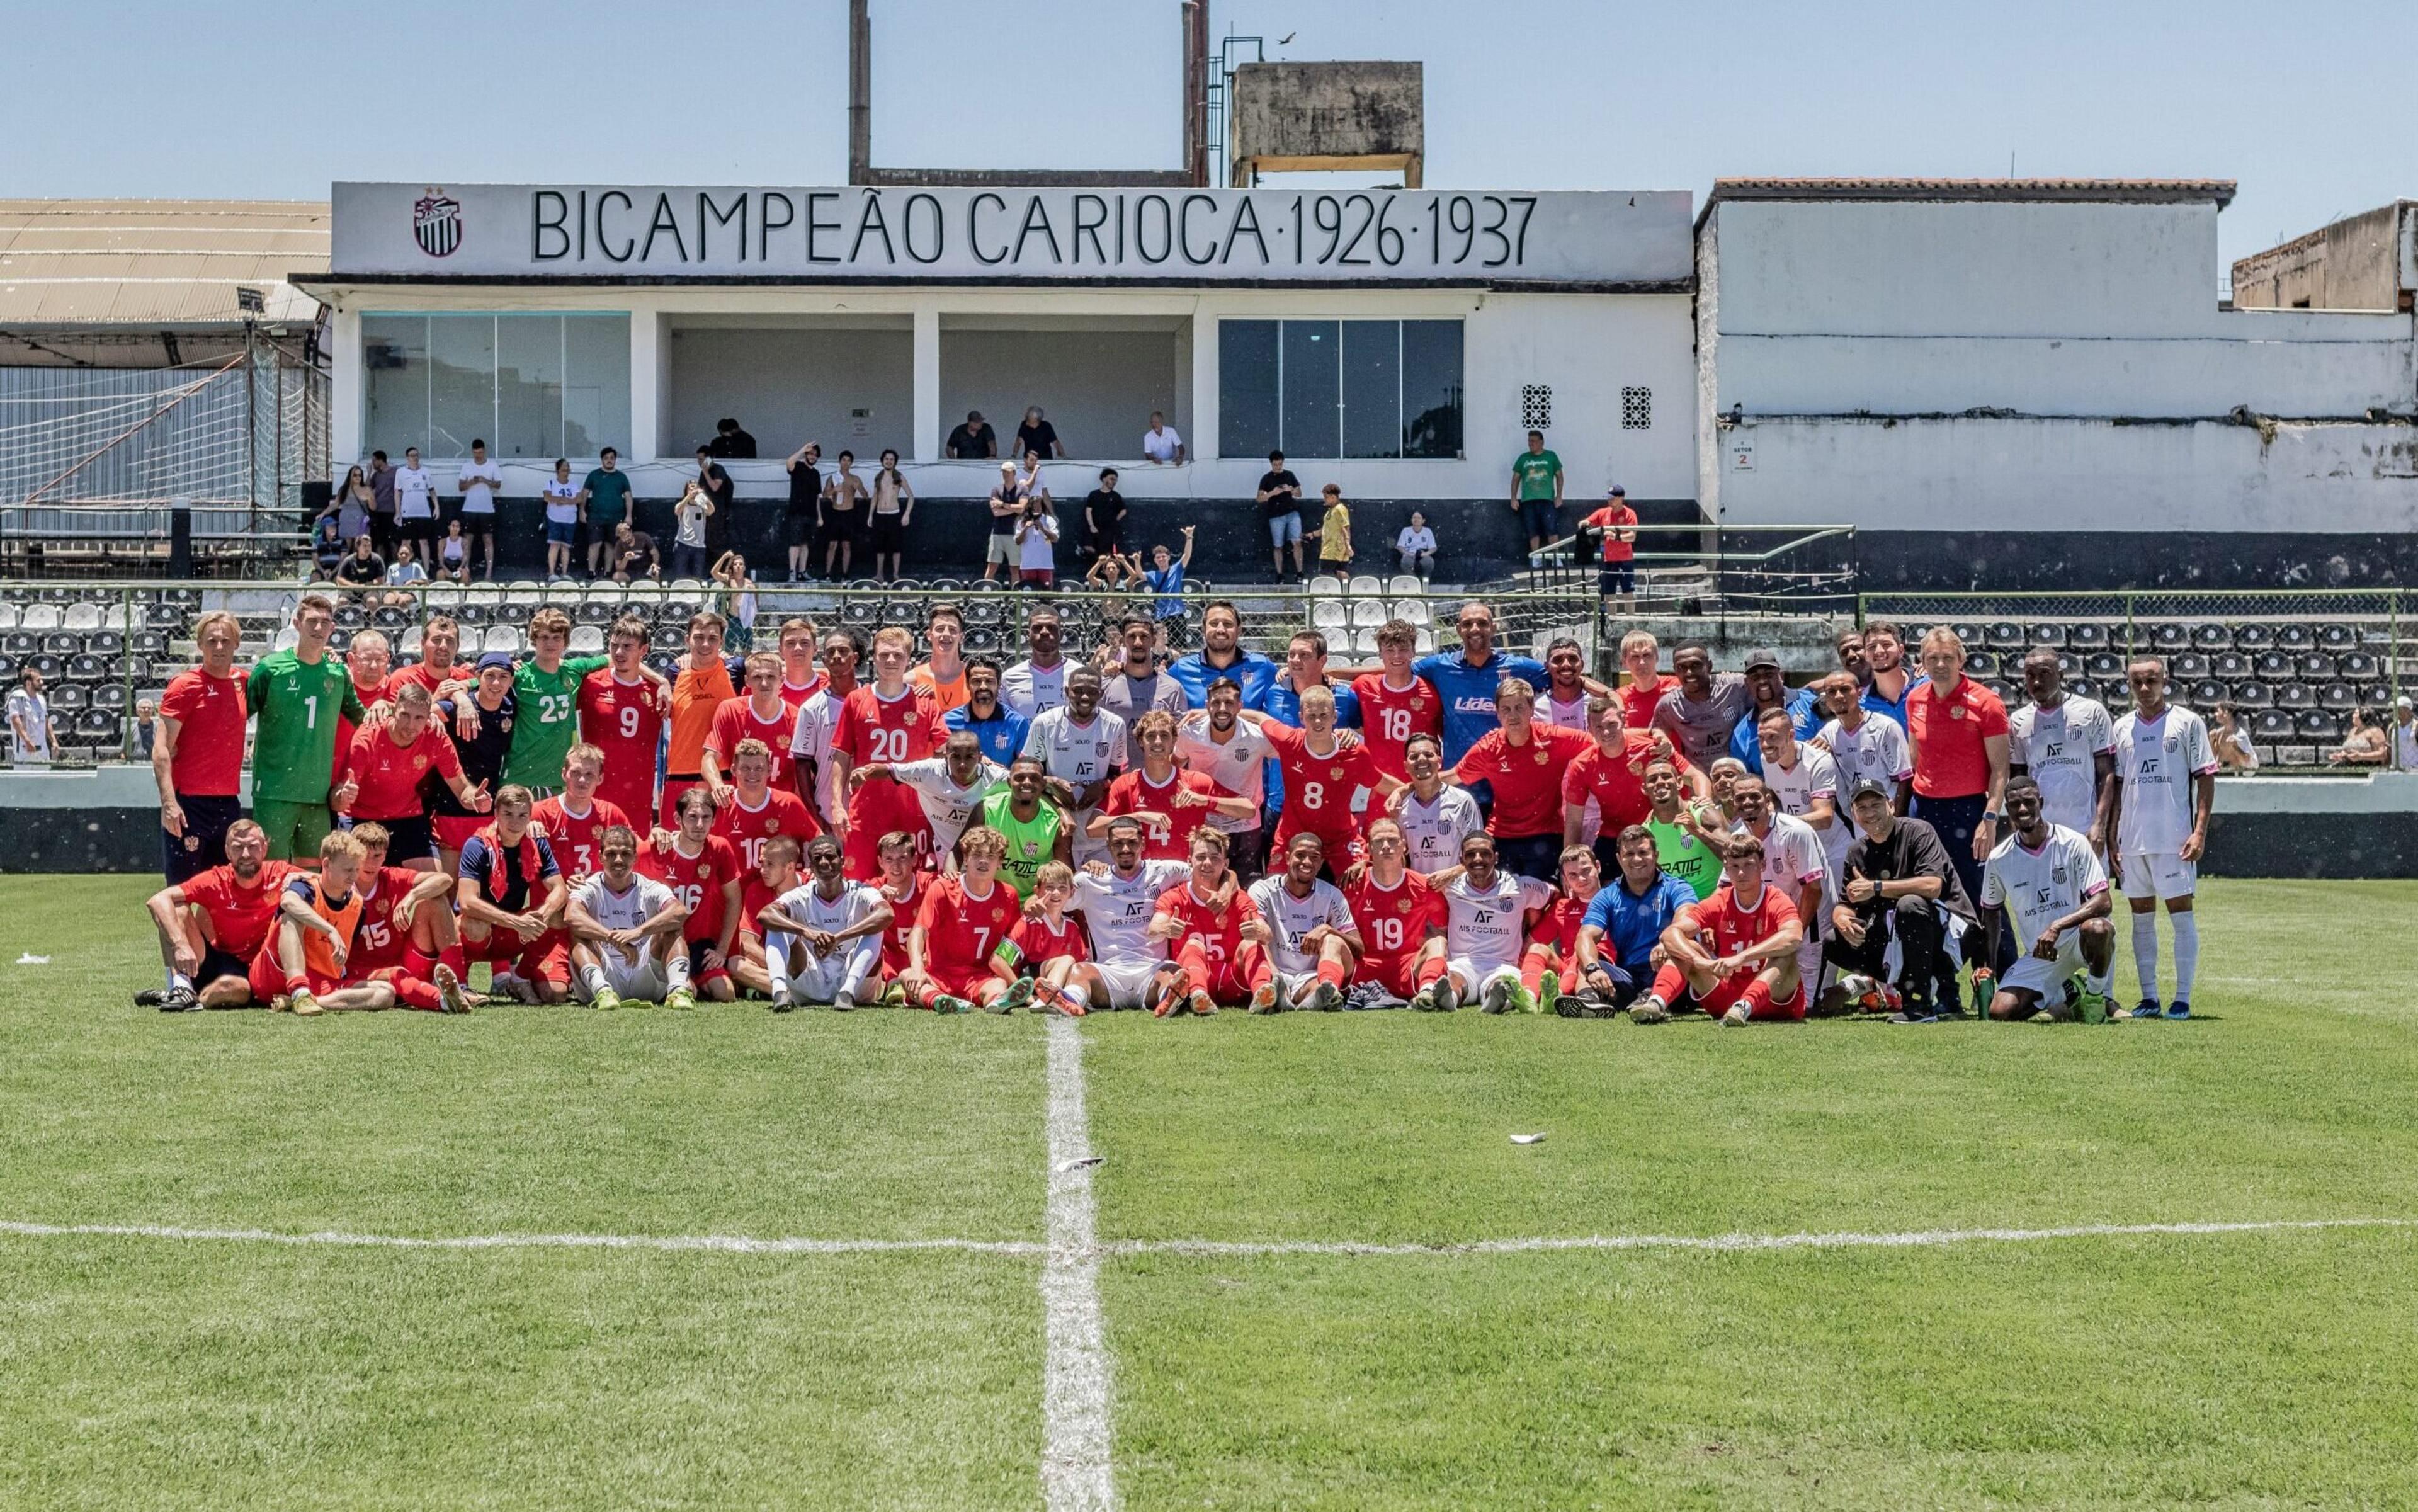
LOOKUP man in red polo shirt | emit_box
[336,682,492,869]
[1616,630,1679,730]
[152,609,249,884]
[1451,676,1594,882]
[1904,626,2011,994]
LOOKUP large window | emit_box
[365,312,631,458]
[1219,319,1462,460]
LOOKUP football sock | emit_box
[2086,960,2114,994]
[2131,912,2161,1001]
[1649,962,1688,1005]
[438,944,468,982]
[1414,956,1448,989]
[392,975,441,1011]
[2171,912,2199,1002]
[1519,956,1547,994]
[167,970,191,992]
[1315,957,1348,990]
[763,934,792,999]
[665,946,694,992]
[579,963,611,998]
[1740,977,1774,1019]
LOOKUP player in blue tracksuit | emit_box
[1412,603,1547,767]
[1166,600,1280,710]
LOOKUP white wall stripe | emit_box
[1040,1015,1119,1512]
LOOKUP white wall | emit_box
[937,326,1184,462]
[666,323,913,462]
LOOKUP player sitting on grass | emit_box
[1004,861,1092,1016]
[1064,817,1194,1015]
[1633,833,1807,1027]
[342,822,472,1013]
[141,818,290,1011]
[729,834,805,999]
[565,825,696,1011]
[1246,833,1361,1013]
[1340,817,1448,1008]
[1824,778,1977,1022]
[1978,776,2116,1023]
[1519,846,1604,1016]
[1417,833,1555,1014]
[899,826,1031,1014]
[455,785,572,1004]
[640,788,742,1003]
[757,834,892,1012]
[1151,828,1276,1016]
[250,830,394,1017]
[1572,824,1696,1018]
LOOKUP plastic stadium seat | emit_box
[1390,600,1429,625]
[91,684,127,712]
[2211,651,2250,679]
[0,656,18,685]
[65,653,105,682]
[1964,651,1999,678]
[2191,623,2230,649]
[272,628,299,653]
[2315,623,2354,650]
[2363,683,2395,709]
[2337,651,2378,678]
[2318,683,2358,711]
[147,604,185,630]
[48,685,88,713]
[0,606,17,631]
[647,652,681,679]
[567,626,605,655]
[2252,708,2295,739]
[1,632,32,657]
[61,604,102,632]
[963,626,1002,656]
[1349,600,1389,629]
[651,625,686,653]
[373,606,412,631]
[1984,622,2024,649]
[40,633,77,656]
[2066,623,2108,649]
[2027,623,2067,648]
[2169,652,2210,679]
[667,578,708,596]
[2233,624,2273,650]
[2084,651,2125,679]
[455,602,493,628]
[2149,623,2189,651]
[481,627,526,655]
[77,711,121,744]
[503,582,545,608]
[1354,627,1383,655]
[2065,678,2097,703]
[572,600,614,626]
[2189,679,2227,707]
[327,630,353,656]
[1310,601,1348,632]
[1387,574,1424,596]
[2252,651,2293,678]
[20,605,62,632]
[2230,681,2271,709]
[2274,623,2313,650]
[2274,683,2315,711]
[2296,652,2334,679]
[2296,710,2342,741]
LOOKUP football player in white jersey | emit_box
[1246,833,1362,1011]
[1978,776,2114,1022]
[1754,707,1843,871]
[1021,665,1128,865]
[1393,731,1485,876]
[852,730,1007,863]
[786,628,862,829]
[564,824,696,1010]
[1065,816,1195,1013]
[1728,772,1833,995]
[756,834,893,1011]
[2106,657,2216,1019]
[1422,832,1557,1014]
[1174,677,1275,881]
[1813,671,1913,816]
[2007,650,2116,850]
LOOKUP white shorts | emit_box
[1273,968,1323,1002]
[2122,851,2197,902]
[773,932,879,1003]
[1089,957,1167,1011]
[574,940,668,1004]
[1445,956,1521,994]
[2001,932,2087,999]
[986,533,1019,566]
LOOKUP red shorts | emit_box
[1693,971,1807,1021]
[248,948,340,1004]
[1174,941,1270,1003]
[915,960,998,999]
[463,924,570,985]
[1354,953,1437,999]
[682,936,732,987]
[1019,569,1055,588]
[433,813,487,855]
[1270,814,1364,872]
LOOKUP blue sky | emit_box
[10,0,2412,275]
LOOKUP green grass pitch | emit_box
[2,875,2415,1508]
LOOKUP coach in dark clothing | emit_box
[1828,778,1977,1016]
[946,411,998,459]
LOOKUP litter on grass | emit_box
[1055,1156,1104,1173]
[1511,1133,1547,1145]
[15,953,48,965]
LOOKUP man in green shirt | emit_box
[472,608,649,797]
[977,756,1070,899]
[1510,428,1564,555]
[1642,756,1724,900]
[247,593,366,863]
[582,448,636,577]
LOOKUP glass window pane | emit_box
[1401,320,1464,460]
[1279,319,1339,460]
[1341,321,1401,459]
[561,315,631,458]
[1218,319,1280,459]
[363,315,429,457]
[427,315,494,457]
[494,315,565,458]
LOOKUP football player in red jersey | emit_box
[705,652,804,802]
[829,626,946,877]
[343,821,472,1012]
[379,614,475,705]
[250,830,392,1017]
[1348,620,1444,782]
[899,826,1029,1013]
[1637,834,1807,1026]
[1006,860,1094,1016]
[1562,695,1697,861]
[872,830,925,987]
[455,785,572,1004]
[712,737,820,869]
[1452,676,1596,882]
[1094,710,1256,861]
[335,683,491,869]
[1342,817,1448,1002]
[1519,845,1604,1015]
[729,831,807,999]
[773,617,826,710]
[141,819,293,1010]
[639,786,743,1002]
[532,742,633,889]
[1239,686,1400,875]
[577,615,666,827]
[1150,828,1276,1016]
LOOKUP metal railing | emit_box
[1526,521,1861,618]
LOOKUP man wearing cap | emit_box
[1727,647,1824,775]
[2393,696,2418,772]
[1581,486,1640,611]
[984,461,1023,584]
[1826,777,1977,1021]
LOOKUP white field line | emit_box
[1040,1015,1118,1512]
[5,1215,2412,1264]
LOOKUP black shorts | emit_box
[459,508,496,538]
[198,946,250,990]
[164,792,242,884]
[783,506,819,548]
[870,513,905,552]
[1090,522,1125,558]
[828,509,868,545]
[349,812,437,863]
[1598,561,1635,594]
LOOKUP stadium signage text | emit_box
[331,183,1691,284]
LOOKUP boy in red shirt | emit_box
[140,819,292,1010]
[531,742,633,889]
[1562,697,1694,859]
[730,832,805,999]
[1005,860,1093,1016]
[1151,829,1275,1015]
[872,831,926,990]
[705,651,804,800]
[1240,686,1399,875]
[1519,845,1603,1014]
[345,821,472,1012]
[639,786,743,1002]
[829,626,946,878]
[1616,630,1679,731]
[577,616,666,827]
[1348,620,1444,782]
[1635,835,1807,1026]
[1341,817,1448,1002]
[1096,710,1253,861]
[711,737,821,870]
[336,682,491,868]
[900,826,1029,1013]
[1582,484,1638,610]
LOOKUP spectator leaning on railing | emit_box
[1140,411,1186,465]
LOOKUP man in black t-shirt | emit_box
[1826,778,1978,1020]
[783,441,822,581]
[946,411,997,460]
[1082,468,1127,562]
[708,417,757,458]
[1256,449,1305,581]
[1014,406,1063,460]
[693,448,735,557]
[334,537,386,600]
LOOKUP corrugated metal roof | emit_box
[0,199,329,328]
[1706,178,2237,210]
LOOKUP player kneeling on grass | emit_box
[249,831,394,1017]
[1246,833,1362,1013]
[141,818,290,1011]
[899,826,1031,1013]
[565,825,696,1011]
[1633,835,1807,1027]
[757,834,892,1011]
[455,785,572,1004]
[1011,861,1096,1016]
[1417,833,1556,1014]
[341,822,472,1013]
[1150,828,1276,1016]
[1572,825,1695,1018]
[1978,776,2116,1023]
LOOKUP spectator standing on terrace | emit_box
[394,446,438,565]
[1140,528,1194,647]
[1511,429,1564,555]
[1395,511,1437,581]
[366,449,398,557]
[693,446,736,559]
[821,450,867,579]
[984,461,1024,584]
[1582,484,1638,611]
[579,447,632,581]
[1016,495,1061,590]
[670,478,715,580]
[8,667,54,768]
[611,521,660,582]
[783,441,822,581]
[713,553,760,652]
[1140,411,1186,465]
[542,458,583,579]
[946,410,997,460]
[458,439,504,580]
[868,449,913,583]
[1309,484,1353,576]
[707,416,757,458]
[1016,406,1064,460]
[1084,469,1127,564]
[334,464,374,549]
[1257,450,1306,582]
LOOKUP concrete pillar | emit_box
[1188,304,1218,463]
[912,307,941,461]
[328,305,363,467]
[628,312,663,463]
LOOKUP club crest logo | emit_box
[413,189,463,258]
